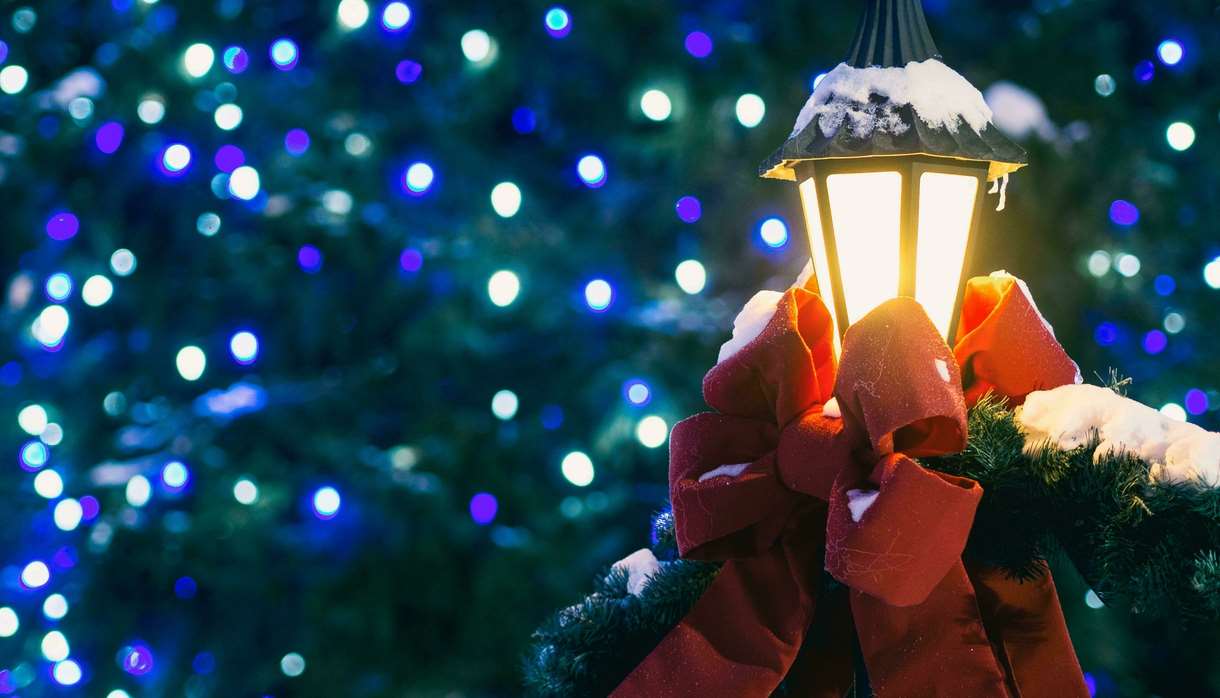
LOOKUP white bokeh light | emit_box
[461,29,493,63]
[336,0,370,29]
[183,43,215,78]
[735,93,766,128]
[636,415,669,448]
[490,182,522,217]
[137,96,166,124]
[18,404,48,435]
[82,275,114,306]
[234,478,259,505]
[491,389,519,420]
[640,89,672,121]
[228,165,261,200]
[561,451,595,487]
[176,345,207,381]
[33,305,71,346]
[0,607,18,637]
[674,260,707,294]
[0,65,29,94]
[1161,403,1188,422]
[34,469,64,499]
[126,474,152,507]
[214,103,243,130]
[488,270,521,307]
[41,630,69,661]
[21,561,50,589]
[1167,121,1196,151]
[43,593,69,620]
[53,498,83,531]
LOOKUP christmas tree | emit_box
[1,1,1218,696]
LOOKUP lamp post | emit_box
[761,0,1028,344]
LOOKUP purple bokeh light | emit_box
[46,212,80,240]
[400,248,423,272]
[469,492,498,525]
[512,107,537,134]
[685,31,713,58]
[80,495,100,520]
[118,644,155,676]
[1143,329,1168,355]
[1094,322,1118,346]
[222,46,249,73]
[213,144,245,172]
[1134,60,1155,83]
[174,576,197,599]
[675,195,702,223]
[297,245,323,273]
[284,128,310,156]
[1186,389,1210,415]
[395,59,422,84]
[95,121,124,154]
[1109,199,1140,226]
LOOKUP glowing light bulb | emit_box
[336,0,370,29]
[488,270,521,307]
[461,30,493,63]
[584,279,613,311]
[81,275,114,306]
[561,451,595,486]
[735,93,766,128]
[312,487,341,519]
[636,415,668,448]
[675,259,707,294]
[491,389,519,420]
[1167,121,1195,151]
[228,165,261,200]
[176,345,206,381]
[640,89,672,121]
[490,182,522,217]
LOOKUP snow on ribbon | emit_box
[792,59,994,141]
[718,263,813,364]
[1017,384,1220,486]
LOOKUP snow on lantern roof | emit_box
[760,0,1027,183]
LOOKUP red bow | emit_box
[612,274,1087,697]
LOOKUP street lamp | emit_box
[761,0,1027,343]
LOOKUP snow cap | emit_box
[760,0,1027,183]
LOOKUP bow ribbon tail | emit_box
[611,507,833,697]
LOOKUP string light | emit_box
[402,162,434,195]
[461,30,493,64]
[270,38,299,70]
[0,607,17,637]
[41,631,70,662]
[491,389,519,420]
[18,404,48,435]
[21,561,50,589]
[1166,121,1195,151]
[675,259,707,294]
[381,2,411,32]
[488,270,521,306]
[490,182,522,217]
[544,7,571,38]
[636,415,668,448]
[640,89,672,121]
[233,478,259,505]
[560,451,594,487]
[33,469,64,498]
[1087,250,1111,277]
[46,273,72,301]
[281,652,307,677]
[126,475,152,507]
[182,43,215,78]
[735,93,766,128]
[176,346,206,381]
[1115,253,1141,278]
[584,279,613,311]
[312,487,341,519]
[576,154,606,187]
[336,0,370,29]
[759,217,789,248]
[53,498,83,531]
[229,331,259,364]
[20,441,49,470]
[81,275,114,306]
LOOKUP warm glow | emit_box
[915,172,979,337]
[825,172,902,326]
[797,177,842,355]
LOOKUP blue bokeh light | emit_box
[623,379,652,406]
[544,7,571,38]
[1157,39,1184,66]
[1154,275,1176,296]
[270,38,299,70]
[758,217,789,248]
[469,492,498,525]
[1143,329,1168,355]
[685,31,713,58]
[1109,199,1140,226]
[512,107,537,134]
[1094,322,1119,346]
[222,46,249,73]
[312,486,342,519]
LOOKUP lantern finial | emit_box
[846,0,940,69]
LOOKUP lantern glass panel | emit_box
[825,171,903,326]
[915,171,980,337]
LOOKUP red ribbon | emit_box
[612,275,1088,697]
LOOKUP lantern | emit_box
[761,0,1028,344]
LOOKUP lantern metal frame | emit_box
[794,154,989,342]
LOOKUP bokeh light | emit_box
[1094,74,1116,97]
[675,259,707,294]
[281,652,306,677]
[126,475,152,507]
[214,103,243,130]
[488,270,521,307]
[469,492,498,524]
[52,660,82,686]
[0,608,18,637]
[41,631,69,661]
[1186,389,1209,416]
[110,249,137,276]
[53,498,82,531]
[176,345,207,381]
[624,379,651,406]
[675,195,702,223]
[183,43,215,78]
[544,7,571,38]
[161,143,192,175]
[382,2,411,31]
[228,165,261,200]
[81,275,114,307]
[491,389,519,420]
[46,212,79,241]
[402,162,434,195]
[18,404,48,435]
[162,461,190,490]
[285,129,310,155]
[759,217,789,248]
[45,273,72,302]
[0,64,28,93]
[395,60,422,83]
[1134,60,1155,83]
[336,0,370,29]
[735,93,766,128]
[561,451,594,487]
[233,478,259,505]
[270,38,299,69]
[118,645,154,675]
[1143,330,1167,355]
[577,154,607,187]
[298,244,324,273]
[95,121,124,153]
[33,469,64,498]
[640,89,672,121]
[1109,200,1139,226]
[461,29,493,63]
[1167,121,1195,151]
[21,440,49,470]
[312,487,341,520]
[1158,39,1184,66]
[222,46,249,73]
[490,182,522,217]
[584,279,613,311]
[33,305,71,347]
[1160,403,1188,422]
[685,31,713,58]
[636,415,669,448]
[21,561,50,589]
[1204,257,1220,289]
[43,594,68,621]
[229,331,259,364]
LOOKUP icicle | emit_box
[991,173,1009,212]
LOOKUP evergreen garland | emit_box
[524,394,1220,695]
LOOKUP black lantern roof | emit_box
[760,0,1027,182]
